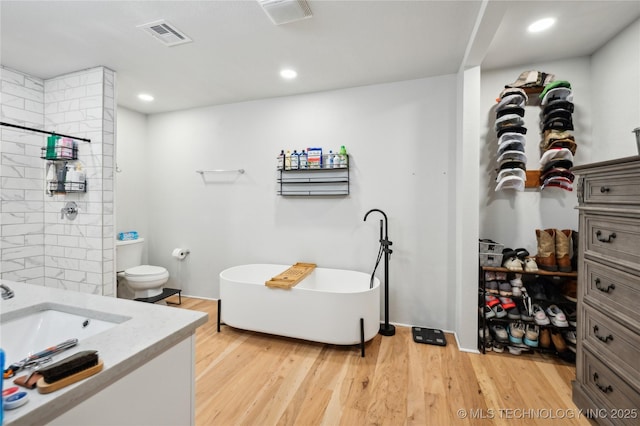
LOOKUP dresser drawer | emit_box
[584,214,640,269]
[578,348,640,425]
[582,305,640,381]
[583,260,640,326]
[583,174,640,205]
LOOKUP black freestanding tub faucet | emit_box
[364,208,395,336]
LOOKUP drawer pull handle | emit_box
[595,230,616,243]
[595,278,615,293]
[593,325,614,343]
[600,186,610,193]
[593,373,613,394]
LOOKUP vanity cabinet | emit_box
[572,156,640,425]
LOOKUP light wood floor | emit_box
[168,296,590,426]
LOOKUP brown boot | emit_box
[551,330,567,352]
[540,328,551,348]
[536,229,557,271]
[555,229,572,272]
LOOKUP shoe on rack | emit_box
[526,280,548,300]
[503,257,524,272]
[499,297,516,310]
[524,324,539,347]
[563,330,577,345]
[564,306,577,327]
[486,281,499,294]
[536,229,558,271]
[485,294,500,307]
[491,324,509,343]
[532,304,551,325]
[515,248,530,261]
[507,306,521,320]
[481,305,496,319]
[545,304,569,327]
[492,342,505,353]
[508,322,525,344]
[479,325,491,340]
[495,271,508,281]
[555,229,573,272]
[524,257,539,272]
[518,296,533,321]
[492,304,508,318]
[511,286,522,297]
[551,330,567,352]
[499,282,513,296]
[563,279,577,302]
[507,345,524,355]
[540,328,551,348]
[510,275,523,287]
[485,271,497,281]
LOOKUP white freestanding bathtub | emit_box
[219,264,380,351]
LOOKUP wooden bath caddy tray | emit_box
[265,263,316,289]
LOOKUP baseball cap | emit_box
[496,106,525,118]
[541,176,573,191]
[541,87,573,105]
[542,159,573,174]
[498,126,527,138]
[539,80,571,99]
[496,167,526,182]
[495,175,525,191]
[540,167,575,183]
[506,71,554,89]
[497,150,527,164]
[495,114,525,131]
[499,87,528,101]
[543,99,574,115]
[540,148,574,167]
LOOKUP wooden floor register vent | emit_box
[265,263,316,289]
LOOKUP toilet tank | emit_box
[115,238,145,272]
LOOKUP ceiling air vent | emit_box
[258,0,312,25]
[137,20,192,47]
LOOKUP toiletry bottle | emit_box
[299,149,308,169]
[291,150,299,170]
[285,150,291,170]
[339,145,348,168]
[328,150,334,168]
[56,161,68,192]
[332,151,339,168]
[277,150,285,170]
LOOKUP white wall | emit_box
[114,107,149,265]
[479,57,591,253]
[591,18,640,161]
[134,75,458,330]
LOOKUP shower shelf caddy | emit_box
[277,154,349,196]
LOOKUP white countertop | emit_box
[1,281,208,425]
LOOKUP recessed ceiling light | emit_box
[528,17,555,33]
[280,69,297,80]
[137,93,154,102]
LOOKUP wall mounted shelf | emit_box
[277,155,349,196]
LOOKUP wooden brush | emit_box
[36,350,103,394]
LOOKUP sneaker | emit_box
[563,330,577,345]
[518,297,533,321]
[479,325,490,340]
[485,294,500,307]
[524,324,539,347]
[481,305,496,319]
[507,345,523,355]
[564,306,577,327]
[492,342,505,353]
[499,282,513,296]
[484,271,497,281]
[551,330,567,352]
[499,297,516,310]
[492,304,508,318]
[510,275,523,287]
[503,257,523,272]
[546,304,569,327]
[491,324,509,343]
[527,281,547,300]
[507,306,521,320]
[511,286,522,297]
[524,258,539,272]
[509,322,525,344]
[532,304,550,325]
[495,271,508,281]
[540,328,551,348]
[486,281,499,294]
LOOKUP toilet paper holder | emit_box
[172,248,190,260]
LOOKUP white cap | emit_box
[541,87,573,105]
[497,150,527,164]
[495,175,525,191]
[540,148,574,167]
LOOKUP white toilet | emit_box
[116,238,169,299]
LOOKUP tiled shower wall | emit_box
[1,66,116,296]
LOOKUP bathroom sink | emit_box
[0,303,130,366]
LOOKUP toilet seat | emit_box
[124,265,169,282]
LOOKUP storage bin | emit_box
[479,252,503,267]
[478,239,504,253]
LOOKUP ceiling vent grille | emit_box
[258,0,312,25]
[137,20,192,47]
